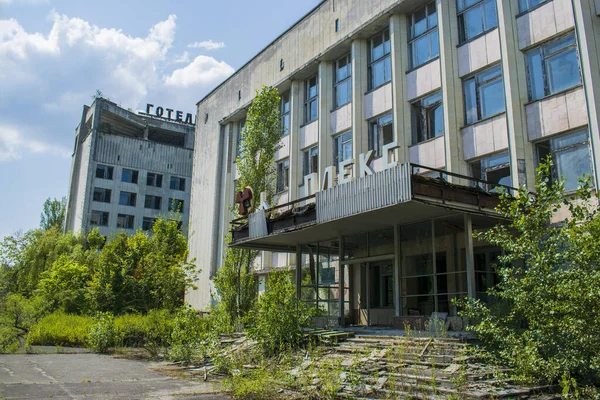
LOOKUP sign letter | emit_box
[338,158,355,185]
[146,104,154,114]
[359,150,375,177]
[166,108,174,119]
[155,106,164,117]
[322,166,337,191]
[383,141,400,170]
[303,173,319,195]
[185,113,193,124]
[176,111,183,122]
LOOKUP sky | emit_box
[0,0,322,239]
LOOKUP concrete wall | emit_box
[516,0,575,49]
[364,83,393,120]
[406,59,442,101]
[457,30,501,77]
[462,114,509,160]
[409,136,446,169]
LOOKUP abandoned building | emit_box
[187,0,600,328]
[65,98,195,238]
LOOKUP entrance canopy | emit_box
[230,164,509,252]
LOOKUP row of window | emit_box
[95,165,186,191]
[93,189,185,212]
[275,126,592,195]
[90,212,166,231]
[288,0,567,129]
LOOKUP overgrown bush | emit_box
[0,293,47,352]
[26,312,93,347]
[167,307,217,363]
[244,272,314,356]
[88,312,119,353]
[458,160,600,386]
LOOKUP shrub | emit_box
[244,271,314,356]
[167,307,216,363]
[88,312,119,353]
[26,312,93,347]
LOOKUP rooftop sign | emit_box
[143,104,195,125]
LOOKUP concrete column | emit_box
[296,245,302,299]
[431,220,438,312]
[338,236,345,327]
[289,80,302,201]
[351,40,369,158]
[438,0,468,179]
[571,0,600,189]
[393,224,401,317]
[497,0,536,190]
[464,214,476,298]
[318,61,334,181]
[390,14,412,164]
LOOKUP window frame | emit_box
[519,0,551,13]
[169,198,185,213]
[170,176,186,191]
[334,54,353,108]
[526,33,581,102]
[276,159,290,193]
[117,214,135,229]
[304,75,319,124]
[333,131,353,166]
[457,0,498,44]
[280,91,291,137]
[463,64,505,125]
[144,194,162,210]
[408,2,439,70]
[142,217,156,231]
[535,129,593,192]
[470,152,511,192]
[95,164,113,180]
[411,91,444,144]
[368,114,394,158]
[146,172,163,188]
[92,187,111,203]
[90,210,109,227]
[121,168,139,184]
[302,145,319,177]
[119,191,136,207]
[368,29,391,91]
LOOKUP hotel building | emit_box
[188,0,600,327]
[65,98,195,238]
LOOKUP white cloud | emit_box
[164,55,234,88]
[174,50,190,64]
[0,125,70,161]
[187,40,225,50]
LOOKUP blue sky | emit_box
[0,0,321,238]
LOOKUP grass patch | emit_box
[26,312,93,347]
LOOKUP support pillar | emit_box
[464,214,476,298]
[338,236,345,327]
[393,224,401,317]
[295,245,302,299]
[390,14,411,163]
[318,61,334,181]
[351,40,369,158]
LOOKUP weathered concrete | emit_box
[0,353,229,400]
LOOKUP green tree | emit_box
[214,86,282,329]
[458,160,600,386]
[244,272,314,356]
[40,197,66,231]
[36,255,90,314]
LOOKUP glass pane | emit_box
[464,78,477,124]
[527,50,545,100]
[544,34,576,55]
[555,145,592,191]
[430,104,444,138]
[479,78,505,118]
[552,130,588,150]
[403,295,435,316]
[368,228,394,256]
[344,232,368,259]
[464,6,483,41]
[342,139,352,161]
[430,30,439,59]
[458,0,480,12]
[484,0,498,30]
[336,80,349,107]
[371,59,385,88]
[546,48,581,95]
[428,3,438,28]
[310,100,318,121]
[372,36,384,61]
[413,8,427,37]
[413,35,430,67]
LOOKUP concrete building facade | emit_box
[188,0,600,326]
[65,98,195,238]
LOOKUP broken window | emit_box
[95,164,113,180]
[170,176,186,191]
[144,195,162,210]
[119,191,136,207]
[369,113,394,158]
[463,64,505,125]
[93,187,111,203]
[412,91,443,144]
[302,146,319,177]
[334,131,353,166]
[536,129,593,192]
[526,33,581,101]
[90,210,109,226]
[121,168,139,184]
[276,159,290,193]
[169,198,184,213]
[146,172,163,188]
[470,152,511,192]
[117,214,134,229]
